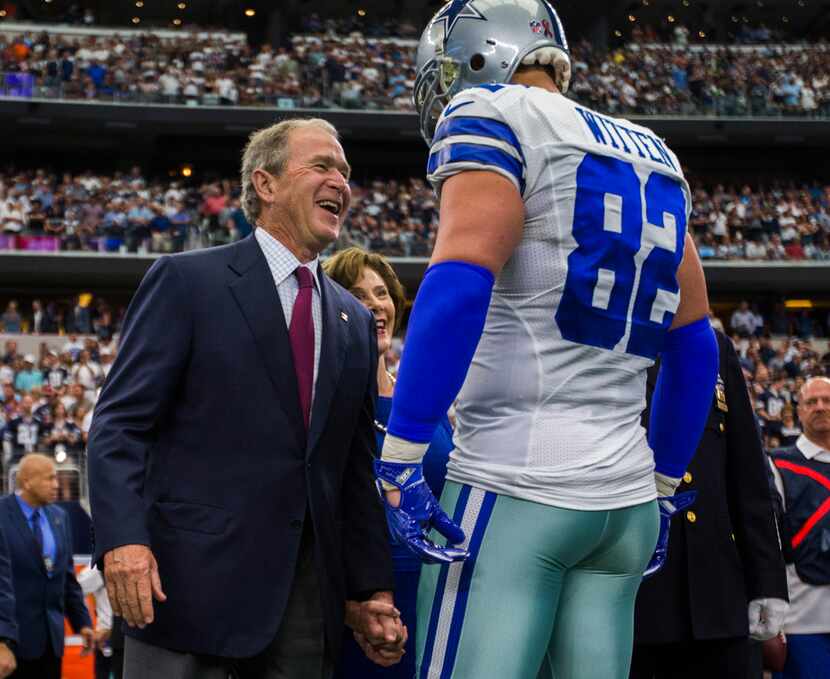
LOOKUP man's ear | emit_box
[252,168,277,209]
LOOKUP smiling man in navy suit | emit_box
[1,453,93,679]
[88,118,404,679]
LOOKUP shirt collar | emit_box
[254,227,319,289]
[796,434,830,460]
[15,493,37,520]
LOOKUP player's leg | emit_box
[546,500,659,679]
[415,482,612,679]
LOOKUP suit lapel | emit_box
[6,496,46,572]
[227,236,305,451]
[307,270,349,455]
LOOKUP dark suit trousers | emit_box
[630,638,763,679]
[124,516,332,679]
[10,650,61,679]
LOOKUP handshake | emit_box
[345,591,408,667]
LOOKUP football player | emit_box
[373,1,719,677]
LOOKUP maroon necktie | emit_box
[289,266,315,431]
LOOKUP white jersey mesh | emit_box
[429,85,691,510]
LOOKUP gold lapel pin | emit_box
[340,311,349,322]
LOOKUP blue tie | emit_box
[30,509,44,555]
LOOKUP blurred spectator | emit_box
[43,402,82,461]
[1,342,17,366]
[708,310,725,334]
[98,347,114,379]
[2,394,45,463]
[1,381,18,420]
[67,295,92,335]
[0,453,94,676]
[61,334,83,360]
[779,408,802,446]
[61,383,92,418]
[731,300,759,337]
[30,299,44,334]
[768,378,830,678]
[71,350,100,399]
[13,355,42,393]
[0,303,21,333]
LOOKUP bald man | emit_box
[0,454,93,679]
[768,377,830,679]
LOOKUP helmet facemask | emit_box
[414,54,464,144]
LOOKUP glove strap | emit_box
[379,434,429,492]
[375,459,425,494]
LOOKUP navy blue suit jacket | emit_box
[0,523,18,647]
[88,234,393,659]
[0,495,90,659]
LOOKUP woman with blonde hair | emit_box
[325,247,453,678]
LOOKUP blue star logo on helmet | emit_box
[433,0,487,46]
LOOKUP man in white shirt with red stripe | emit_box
[768,377,830,679]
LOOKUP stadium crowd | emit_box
[689,181,830,260]
[0,330,114,475]
[2,168,830,260]
[696,305,830,452]
[1,24,830,116]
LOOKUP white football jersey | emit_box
[427,84,691,510]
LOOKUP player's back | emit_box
[428,85,690,510]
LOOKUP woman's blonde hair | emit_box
[323,247,406,333]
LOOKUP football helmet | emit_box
[414,0,571,144]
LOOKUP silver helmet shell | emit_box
[414,0,571,144]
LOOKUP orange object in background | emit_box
[61,561,96,678]
[63,644,94,679]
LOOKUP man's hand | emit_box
[0,642,15,678]
[345,592,407,667]
[103,544,167,629]
[354,629,408,667]
[79,626,95,656]
[375,460,468,564]
[94,627,112,652]
[345,592,403,646]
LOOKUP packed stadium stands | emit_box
[2,169,830,261]
[2,21,830,116]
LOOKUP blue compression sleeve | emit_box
[649,317,719,479]
[387,261,494,443]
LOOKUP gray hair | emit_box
[240,118,339,225]
[799,376,830,401]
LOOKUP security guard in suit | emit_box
[630,329,789,679]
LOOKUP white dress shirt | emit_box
[769,434,830,634]
[254,228,323,408]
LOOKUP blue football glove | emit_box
[643,490,697,578]
[374,460,469,565]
